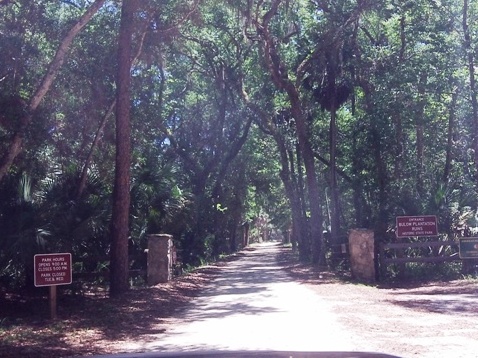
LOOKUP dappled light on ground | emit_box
[119,242,358,353]
[1,242,477,358]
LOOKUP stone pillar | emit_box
[147,234,173,285]
[348,229,375,283]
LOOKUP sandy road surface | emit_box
[112,242,477,358]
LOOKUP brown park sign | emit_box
[396,215,438,238]
[34,253,72,287]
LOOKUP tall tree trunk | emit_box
[359,78,388,237]
[0,0,106,183]
[289,98,324,264]
[329,100,343,264]
[463,0,478,184]
[328,60,340,255]
[295,144,307,226]
[353,21,388,238]
[393,11,406,183]
[110,0,136,297]
[295,143,312,259]
[350,20,374,229]
[256,1,325,264]
[392,110,403,182]
[443,88,458,184]
[279,137,308,261]
[415,72,427,197]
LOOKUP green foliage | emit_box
[2,0,478,287]
[384,262,466,282]
[0,167,112,287]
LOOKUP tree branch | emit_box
[0,0,106,183]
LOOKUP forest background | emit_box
[1,0,478,296]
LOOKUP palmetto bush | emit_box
[0,160,198,288]
[0,169,112,288]
[0,173,49,288]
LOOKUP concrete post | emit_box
[348,229,376,283]
[147,234,173,285]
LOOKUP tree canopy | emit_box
[1,0,478,291]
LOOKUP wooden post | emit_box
[50,285,57,320]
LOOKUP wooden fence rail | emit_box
[378,240,460,265]
[72,254,147,281]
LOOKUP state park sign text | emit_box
[396,215,438,238]
[34,253,72,287]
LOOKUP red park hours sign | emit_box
[396,215,438,238]
[34,253,72,287]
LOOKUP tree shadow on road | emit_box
[0,260,226,357]
[381,280,478,316]
[274,244,478,318]
[275,245,350,286]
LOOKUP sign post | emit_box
[396,215,438,238]
[34,253,72,319]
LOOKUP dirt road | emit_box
[112,242,478,358]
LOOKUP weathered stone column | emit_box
[147,234,172,285]
[348,229,375,283]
